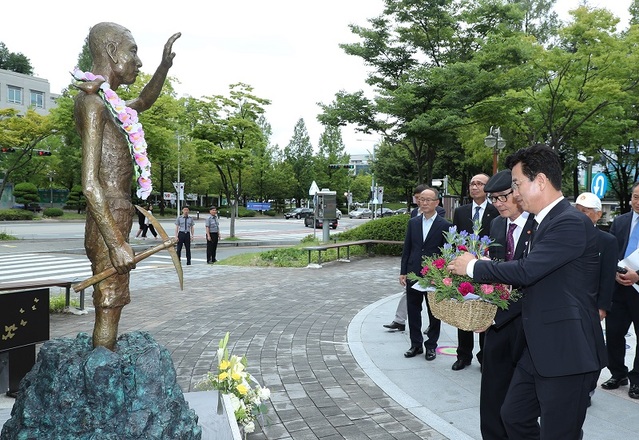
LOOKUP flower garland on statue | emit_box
[71,67,152,200]
[408,218,520,310]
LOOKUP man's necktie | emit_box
[472,206,481,222]
[506,223,517,261]
[625,217,639,258]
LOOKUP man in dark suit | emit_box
[384,184,445,332]
[449,145,606,439]
[574,192,617,320]
[451,173,499,371]
[480,169,535,440]
[400,186,451,360]
[602,181,639,399]
[575,191,618,405]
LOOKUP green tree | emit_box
[0,109,56,201]
[284,118,315,206]
[190,83,271,237]
[13,182,39,206]
[314,125,350,202]
[0,42,33,74]
[66,184,86,213]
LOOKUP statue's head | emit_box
[89,22,142,86]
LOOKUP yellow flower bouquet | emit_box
[198,333,270,435]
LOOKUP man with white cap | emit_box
[575,192,618,406]
[574,192,617,321]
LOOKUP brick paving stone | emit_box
[46,257,447,439]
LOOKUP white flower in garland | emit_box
[71,67,153,200]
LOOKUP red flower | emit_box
[458,282,475,296]
[458,245,468,252]
[499,291,510,300]
[420,265,430,276]
[433,258,446,269]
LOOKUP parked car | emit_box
[395,207,410,215]
[284,207,314,219]
[348,208,373,219]
[375,207,395,217]
[304,216,338,229]
[12,203,42,212]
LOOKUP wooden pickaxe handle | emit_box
[72,237,177,292]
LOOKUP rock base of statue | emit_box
[0,331,201,440]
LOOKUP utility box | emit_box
[316,189,336,220]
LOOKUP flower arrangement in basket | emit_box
[408,219,519,331]
[198,332,270,436]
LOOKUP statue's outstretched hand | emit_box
[162,33,181,67]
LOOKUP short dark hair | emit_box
[505,144,562,190]
[414,183,428,195]
[210,206,217,210]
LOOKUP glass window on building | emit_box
[7,85,22,104]
[30,90,44,108]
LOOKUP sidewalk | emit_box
[352,293,639,440]
[1,242,638,439]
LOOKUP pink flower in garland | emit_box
[458,245,468,252]
[458,282,475,296]
[420,265,430,276]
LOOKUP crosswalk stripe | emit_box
[0,253,173,285]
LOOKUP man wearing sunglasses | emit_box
[451,173,499,371]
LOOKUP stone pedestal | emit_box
[0,331,201,439]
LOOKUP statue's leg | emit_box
[93,306,123,350]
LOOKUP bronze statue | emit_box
[73,22,180,350]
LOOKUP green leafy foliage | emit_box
[335,215,408,255]
[49,294,79,313]
[43,207,64,217]
[0,209,35,221]
[13,182,39,205]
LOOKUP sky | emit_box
[0,0,633,155]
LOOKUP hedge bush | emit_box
[334,215,409,255]
[0,209,35,221]
[43,207,64,218]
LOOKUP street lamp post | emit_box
[484,126,507,175]
[47,171,56,207]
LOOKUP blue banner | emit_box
[247,202,271,211]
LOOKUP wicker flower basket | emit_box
[427,291,498,331]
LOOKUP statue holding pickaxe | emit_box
[73,22,181,350]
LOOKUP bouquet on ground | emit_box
[198,332,270,435]
[408,219,520,330]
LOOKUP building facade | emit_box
[0,68,58,115]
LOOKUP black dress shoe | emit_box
[629,384,639,399]
[601,377,629,390]
[425,348,436,361]
[404,346,423,358]
[452,359,471,371]
[383,321,406,331]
